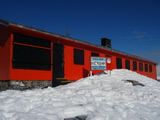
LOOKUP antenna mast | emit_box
[66,25,70,37]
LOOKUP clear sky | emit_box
[0,0,160,63]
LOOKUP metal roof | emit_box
[0,19,158,64]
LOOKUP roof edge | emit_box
[0,19,9,26]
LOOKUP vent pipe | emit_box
[101,38,111,48]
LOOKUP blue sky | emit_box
[0,0,160,63]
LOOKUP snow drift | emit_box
[0,69,160,120]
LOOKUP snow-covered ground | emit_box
[0,69,160,120]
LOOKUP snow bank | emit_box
[0,69,160,120]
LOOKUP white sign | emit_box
[91,57,106,70]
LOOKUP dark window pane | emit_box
[149,65,152,72]
[139,63,143,71]
[14,33,51,48]
[106,55,111,57]
[74,49,84,65]
[145,64,148,72]
[133,61,137,71]
[125,60,130,70]
[91,52,99,56]
[116,58,122,69]
[13,44,51,70]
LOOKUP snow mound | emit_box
[0,69,160,120]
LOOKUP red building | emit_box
[0,19,157,90]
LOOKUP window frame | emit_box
[139,62,143,71]
[145,64,148,72]
[14,33,51,48]
[116,58,122,69]
[12,33,51,70]
[149,65,152,72]
[74,48,84,65]
[133,61,137,71]
[91,52,99,56]
[125,60,130,70]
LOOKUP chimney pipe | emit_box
[101,38,111,48]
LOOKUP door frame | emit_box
[52,43,64,86]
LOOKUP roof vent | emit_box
[101,38,111,48]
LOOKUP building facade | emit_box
[0,19,157,90]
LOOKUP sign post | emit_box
[91,57,106,70]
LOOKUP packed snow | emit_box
[0,69,160,120]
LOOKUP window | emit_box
[91,52,99,56]
[149,65,152,72]
[74,49,84,65]
[13,33,51,70]
[14,33,51,48]
[106,55,111,57]
[145,64,148,72]
[133,61,137,71]
[125,60,130,70]
[116,58,122,69]
[13,44,51,70]
[139,63,143,71]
